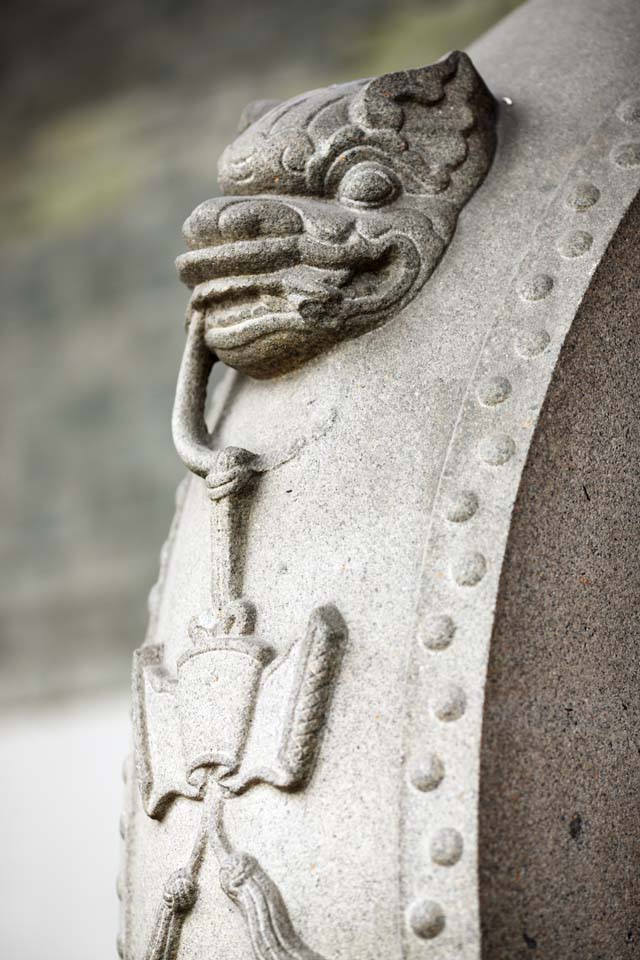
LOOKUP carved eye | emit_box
[338,163,400,207]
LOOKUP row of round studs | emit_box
[405,95,640,944]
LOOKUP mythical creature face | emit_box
[176,52,496,379]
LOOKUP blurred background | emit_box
[0,1,522,957]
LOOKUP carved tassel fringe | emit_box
[144,869,198,960]
[220,853,325,960]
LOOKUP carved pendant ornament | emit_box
[130,51,496,960]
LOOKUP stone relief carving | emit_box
[176,50,496,380]
[130,50,497,960]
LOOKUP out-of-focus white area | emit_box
[0,692,130,960]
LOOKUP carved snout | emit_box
[184,198,305,248]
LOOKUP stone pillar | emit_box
[118,1,640,957]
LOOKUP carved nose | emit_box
[219,201,303,241]
[184,198,304,247]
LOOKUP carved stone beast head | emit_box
[176,52,496,379]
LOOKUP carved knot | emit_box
[206,447,257,501]
[162,870,198,913]
[219,853,257,898]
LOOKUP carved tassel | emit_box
[144,869,198,960]
[219,853,325,960]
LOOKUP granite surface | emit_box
[480,194,640,959]
[119,1,640,958]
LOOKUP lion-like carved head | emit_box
[176,52,496,379]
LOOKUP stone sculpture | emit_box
[176,50,495,380]
[119,1,640,958]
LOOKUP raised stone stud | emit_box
[452,551,487,586]
[557,230,593,258]
[617,97,640,124]
[477,376,512,406]
[515,328,551,358]
[446,489,479,523]
[565,180,600,210]
[407,898,446,939]
[517,273,554,301]
[410,753,445,792]
[610,142,640,168]
[479,433,516,465]
[420,613,456,650]
[430,827,464,866]
[433,684,467,722]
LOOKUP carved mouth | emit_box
[190,270,346,350]
[176,231,422,373]
[205,305,305,350]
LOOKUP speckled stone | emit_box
[480,194,640,959]
[120,3,640,959]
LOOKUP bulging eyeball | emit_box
[338,162,401,208]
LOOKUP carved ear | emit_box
[349,51,496,201]
[351,52,460,131]
[237,99,282,134]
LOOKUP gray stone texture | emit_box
[120,1,640,959]
[7,0,524,707]
[480,193,640,958]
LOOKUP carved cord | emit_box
[212,797,328,960]
[143,788,210,960]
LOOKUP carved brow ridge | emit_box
[265,89,358,135]
[263,92,309,133]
